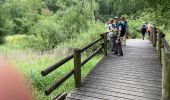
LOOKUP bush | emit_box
[0,35,4,44]
[28,18,64,50]
[57,21,105,52]
[128,16,148,39]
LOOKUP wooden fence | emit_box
[41,32,108,100]
[151,27,170,100]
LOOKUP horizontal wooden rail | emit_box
[45,69,74,95]
[41,32,108,98]
[162,38,170,51]
[52,92,67,100]
[81,37,103,52]
[41,54,73,76]
[81,46,103,66]
[152,27,170,100]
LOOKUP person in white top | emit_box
[105,18,114,51]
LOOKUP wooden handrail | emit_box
[81,37,103,52]
[81,46,103,66]
[45,69,74,95]
[41,32,108,98]
[152,27,157,47]
[41,54,73,76]
[162,38,170,51]
[151,28,170,100]
[52,92,67,100]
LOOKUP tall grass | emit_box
[14,52,102,100]
[0,44,102,100]
[0,22,105,100]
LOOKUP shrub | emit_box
[128,19,143,38]
[28,18,64,50]
[57,21,105,53]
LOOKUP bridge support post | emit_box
[153,27,157,47]
[100,33,108,56]
[162,51,170,100]
[73,48,81,88]
[158,31,162,62]
[150,28,153,43]
[104,33,108,56]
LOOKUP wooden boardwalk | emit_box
[66,39,162,100]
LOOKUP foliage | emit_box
[1,0,170,100]
[28,16,63,50]
[0,33,103,100]
[142,0,170,29]
[4,34,28,49]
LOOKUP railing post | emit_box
[162,51,170,100]
[73,48,81,88]
[157,31,162,62]
[153,27,157,47]
[150,29,153,43]
[104,33,108,56]
[100,33,108,56]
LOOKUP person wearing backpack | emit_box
[141,22,147,40]
[105,18,114,52]
[119,16,128,46]
[112,16,123,56]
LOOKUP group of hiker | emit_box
[140,22,153,40]
[105,16,154,56]
[105,16,128,56]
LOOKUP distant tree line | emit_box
[0,0,169,47]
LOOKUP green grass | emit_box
[0,34,103,100]
[4,35,28,49]
[165,32,170,44]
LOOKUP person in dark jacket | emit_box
[112,16,123,56]
[141,22,147,40]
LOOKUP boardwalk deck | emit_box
[65,39,162,100]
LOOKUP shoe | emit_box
[111,49,114,52]
[117,53,123,56]
[114,51,118,55]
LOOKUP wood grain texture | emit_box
[66,39,162,100]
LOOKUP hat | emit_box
[109,18,113,21]
[143,22,146,24]
[114,16,119,19]
[121,15,125,19]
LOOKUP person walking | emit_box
[141,22,147,40]
[147,22,153,41]
[119,15,128,46]
[112,17,123,56]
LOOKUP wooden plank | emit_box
[66,94,104,100]
[88,72,161,83]
[65,39,162,100]
[85,76,161,89]
[81,80,161,96]
[77,86,161,100]
[70,90,132,100]
[83,77,161,92]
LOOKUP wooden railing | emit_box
[41,32,108,99]
[151,27,170,100]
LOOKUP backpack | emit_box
[119,21,127,31]
[112,23,119,30]
[112,23,119,36]
[141,25,146,33]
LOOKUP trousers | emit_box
[110,36,123,54]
